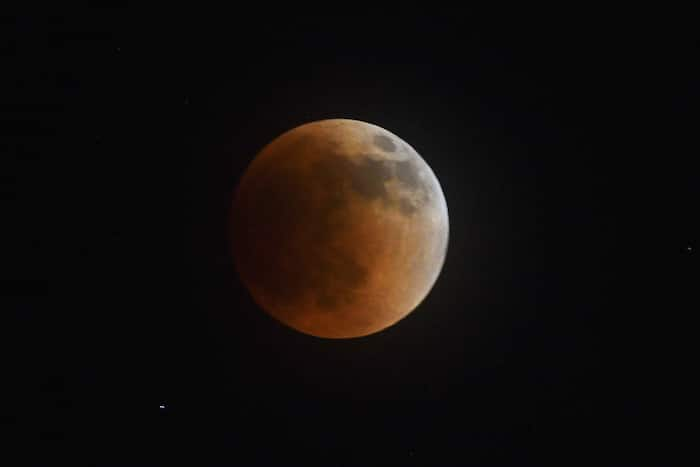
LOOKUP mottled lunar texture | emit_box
[232,119,449,338]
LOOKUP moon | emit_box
[231,119,449,338]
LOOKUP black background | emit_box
[3,8,697,466]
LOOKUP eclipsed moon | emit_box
[231,119,449,338]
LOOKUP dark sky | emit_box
[3,9,696,466]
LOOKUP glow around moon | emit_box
[231,119,449,338]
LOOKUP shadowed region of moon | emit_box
[231,119,449,338]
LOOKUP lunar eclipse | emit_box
[231,119,449,338]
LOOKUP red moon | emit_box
[231,119,449,338]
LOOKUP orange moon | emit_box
[231,119,449,338]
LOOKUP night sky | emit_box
[3,9,696,466]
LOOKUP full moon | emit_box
[231,119,449,338]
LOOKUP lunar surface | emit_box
[231,119,449,338]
